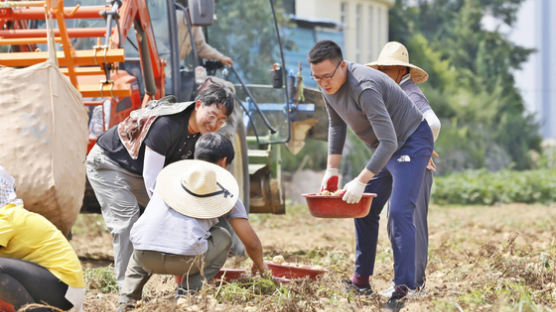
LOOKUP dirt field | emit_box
[70,197,556,311]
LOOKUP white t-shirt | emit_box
[130,191,247,256]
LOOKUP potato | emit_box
[332,189,343,196]
[272,255,285,264]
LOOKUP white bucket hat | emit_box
[0,166,17,207]
[366,41,429,84]
[155,159,239,219]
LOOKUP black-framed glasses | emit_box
[311,61,342,82]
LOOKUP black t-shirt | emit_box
[96,106,200,174]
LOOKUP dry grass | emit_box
[71,202,556,311]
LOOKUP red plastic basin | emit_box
[0,299,14,312]
[265,261,327,280]
[302,192,377,218]
[175,268,246,285]
[213,268,246,282]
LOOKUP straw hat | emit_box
[366,41,429,84]
[155,160,239,219]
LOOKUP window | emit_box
[340,2,348,43]
[378,6,383,47]
[368,6,374,61]
[356,4,362,62]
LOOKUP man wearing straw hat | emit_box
[367,41,441,298]
[118,133,265,310]
[308,40,433,310]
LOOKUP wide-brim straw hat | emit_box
[156,159,239,219]
[366,41,429,84]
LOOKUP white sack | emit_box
[0,61,88,236]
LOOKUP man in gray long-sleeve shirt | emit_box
[308,40,433,310]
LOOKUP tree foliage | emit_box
[390,0,541,172]
[206,0,289,85]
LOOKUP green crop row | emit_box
[432,169,556,205]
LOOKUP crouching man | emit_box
[118,133,266,310]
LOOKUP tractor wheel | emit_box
[231,117,250,213]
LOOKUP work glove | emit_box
[342,178,367,204]
[320,168,341,192]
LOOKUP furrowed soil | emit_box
[71,201,556,311]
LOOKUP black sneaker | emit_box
[176,286,198,298]
[117,302,135,312]
[342,279,373,296]
[384,288,407,311]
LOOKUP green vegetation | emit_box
[209,0,290,85]
[432,168,556,205]
[390,0,541,172]
[281,0,546,184]
[85,265,118,293]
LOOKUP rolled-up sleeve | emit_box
[359,89,397,173]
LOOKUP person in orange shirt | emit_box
[0,166,85,312]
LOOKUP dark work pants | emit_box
[387,169,432,287]
[354,121,433,290]
[0,257,72,311]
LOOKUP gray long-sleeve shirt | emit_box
[400,75,441,141]
[322,61,423,173]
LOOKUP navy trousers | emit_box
[387,168,432,288]
[354,120,433,290]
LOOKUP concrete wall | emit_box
[512,0,556,138]
[296,0,394,63]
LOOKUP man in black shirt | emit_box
[86,83,234,290]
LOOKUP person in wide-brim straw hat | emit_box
[156,159,239,219]
[119,134,267,311]
[367,41,441,301]
[366,41,429,84]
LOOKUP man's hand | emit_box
[427,150,439,172]
[220,56,234,67]
[342,178,367,204]
[320,168,341,192]
[251,261,267,276]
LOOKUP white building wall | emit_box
[296,0,393,63]
[512,0,555,138]
[549,0,556,138]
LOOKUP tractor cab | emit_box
[0,0,327,215]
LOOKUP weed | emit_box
[85,265,118,293]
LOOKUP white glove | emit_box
[320,168,342,192]
[342,178,367,204]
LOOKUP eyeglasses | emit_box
[311,61,342,82]
[207,111,227,128]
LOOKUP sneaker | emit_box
[384,288,407,311]
[381,282,425,298]
[117,302,135,312]
[342,279,373,296]
[176,287,198,298]
[408,285,425,298]
[378,282,395,297]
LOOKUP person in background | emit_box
[176,9,234,67]
[0,166,85,312]
[367,41,441,297]
[118,133,266,311]
[308,40,433,311]
[86,82,234,290]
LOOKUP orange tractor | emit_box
[0,0,328,219]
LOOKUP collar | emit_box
[399,74,411,85]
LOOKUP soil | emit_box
[69,173,556,311]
